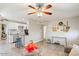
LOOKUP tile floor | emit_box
[0,40,66,56]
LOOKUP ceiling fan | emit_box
[28,3,52,16]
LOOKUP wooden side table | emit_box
[64,47,72,54]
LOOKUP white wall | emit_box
[45,17,79,47]
[27,20,42,43]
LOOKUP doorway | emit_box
[41,25,47,40]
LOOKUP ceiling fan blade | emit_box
[28,5,36,9]
[28,12,36,15]
[44,4,52,10]
[43,11,52,15]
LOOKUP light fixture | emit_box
[37,12,43,17]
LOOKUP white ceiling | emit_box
[0,3,79,24]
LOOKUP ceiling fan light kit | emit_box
[28,3,52,17]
